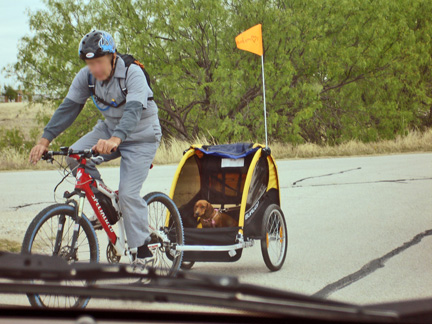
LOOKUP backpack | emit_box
[88,53,153,109]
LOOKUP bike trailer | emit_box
[169,143,287,270]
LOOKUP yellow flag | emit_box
[235,24,263,56]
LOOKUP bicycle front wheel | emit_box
[21,204,99,308]
[144,192,184,276]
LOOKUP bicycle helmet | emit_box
[78,30,116,60]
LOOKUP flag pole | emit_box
[235,23,267,147]
[261,54,268,148]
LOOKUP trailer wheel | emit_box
[260,204,288,271]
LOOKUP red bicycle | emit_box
[21,147,184,308]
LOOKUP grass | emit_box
[0,239,22,253]
[1,102,431,171]
[1,129,431,171]
[155,129,432,163]
[270,129,432,159]
[0,102,46,138]
[154,135,214,164]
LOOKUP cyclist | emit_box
[29,30,161,269]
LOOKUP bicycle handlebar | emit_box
[43,146,153,168]
[42,147,99,161]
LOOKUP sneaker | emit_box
[132,243,161,281]
[89,216,103,230]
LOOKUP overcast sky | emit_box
[0,0,45,87]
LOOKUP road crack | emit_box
[292,167,362,186]
[312,229,432,299]
[11,202,52,211]
[288,177,432,188]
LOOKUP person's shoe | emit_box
[132,243,161,283]
[89,216,103,230]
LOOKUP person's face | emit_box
[85,55,113,81]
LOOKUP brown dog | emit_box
[193,200,238,228]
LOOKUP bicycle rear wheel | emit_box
[21,204,99,308]
[144,192,183,276]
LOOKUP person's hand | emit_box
[29,138,50,165]
[92,137,121,155]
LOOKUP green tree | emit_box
[5,0,432,145]
[2,85,18,102]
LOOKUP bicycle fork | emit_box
[56,191,98,261]
[52,196,85,261]
[53,214,66,257]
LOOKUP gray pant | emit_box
[68,117,161,248]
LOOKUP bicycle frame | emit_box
[63,152,252,263]
[69,154,133,261]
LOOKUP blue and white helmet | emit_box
[78,30,116,60]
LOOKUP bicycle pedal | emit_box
[148,243,161,250]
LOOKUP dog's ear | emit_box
[204,201,213,218]
[193,202,199,217]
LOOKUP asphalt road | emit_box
[0,152,431,308]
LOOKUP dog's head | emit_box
[194,200,213,219]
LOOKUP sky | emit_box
[0,0,46,88]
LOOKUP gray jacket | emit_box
[43,57,158,142]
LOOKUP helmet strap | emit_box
[103,52,117,84]
[111,52,117,70]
